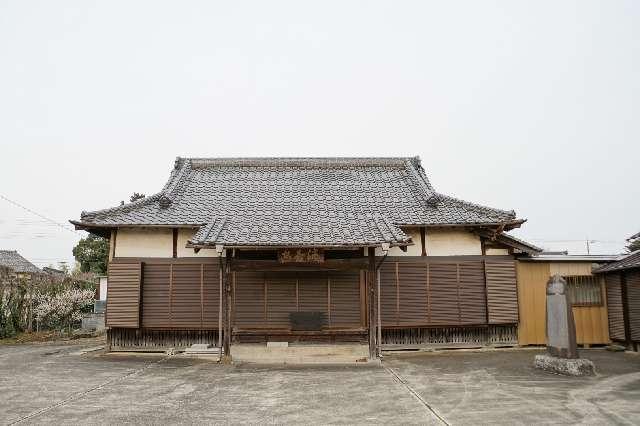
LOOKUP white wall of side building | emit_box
[486,248,510,255]
[376,228,486,257]
[114,228,173,257]
[424,229,482,256]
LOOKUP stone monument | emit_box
[534,274,595,376]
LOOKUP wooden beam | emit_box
[230,258,368,272]
[420,227,426,256]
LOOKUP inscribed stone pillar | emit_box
[546,274,578,359]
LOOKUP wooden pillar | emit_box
[367,247,377,359]
[218,261,223,348]
[621,272,632,349]
[172,228,179,258]
[222,251,232,362]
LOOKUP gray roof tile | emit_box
[0,250,40,273]
[594,250,640,273]
[73,157,520,247]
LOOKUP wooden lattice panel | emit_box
[106,262,141,328]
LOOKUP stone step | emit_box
[190,343,213,350]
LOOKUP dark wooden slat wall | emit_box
[233,271,265,327]
[108,256,518,331]
[626,270,640,342]
[142,263,170,327]
[105,262,142,328]
[298,272,328,315]
[459,261,487,325]
[171,264,202,328]
[329,271,362,327]
[265,272,297,327]
[605,273,626,341]
[140,261,221,329]
[379,260,511,327]
[485,260,519,324]
[379,263,398,326]
[233,270,363,328]
[429,263,461,325]
[202,264,220,328]
[398,262,430,326]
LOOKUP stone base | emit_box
[232,343,370,364]
[534,354,596,376]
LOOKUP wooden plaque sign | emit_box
[278,248,325,263]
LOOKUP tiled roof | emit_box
[72,157,521,248]
[495,233,543,254]
[0,250,40,273]
[594,251,640,273]
[188,212,409,248]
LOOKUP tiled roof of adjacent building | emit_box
[0,250,40,273]
[593,250,640,273]
[494,233,543,254]
[71,157,523,248]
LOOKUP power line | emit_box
[0,194,80,235]
[523,238,625,244]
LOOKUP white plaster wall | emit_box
[176,228,219,257]
[425,229,482,256]
[486,248,510,255]
[114,228,173,257]
[113,227,484,258]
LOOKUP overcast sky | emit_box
[1,1,638,268]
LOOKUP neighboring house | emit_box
[516,253,618,347]
[0,250,40,278]
[594,249,640,351]
[72,157,543,357]
[42,266,66,278]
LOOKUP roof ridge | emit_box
[187,157,416,168]
[436,193,516,219]
[402,159,439,208]
[79,157,191,220]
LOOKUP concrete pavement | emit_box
[1,341,639,425]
